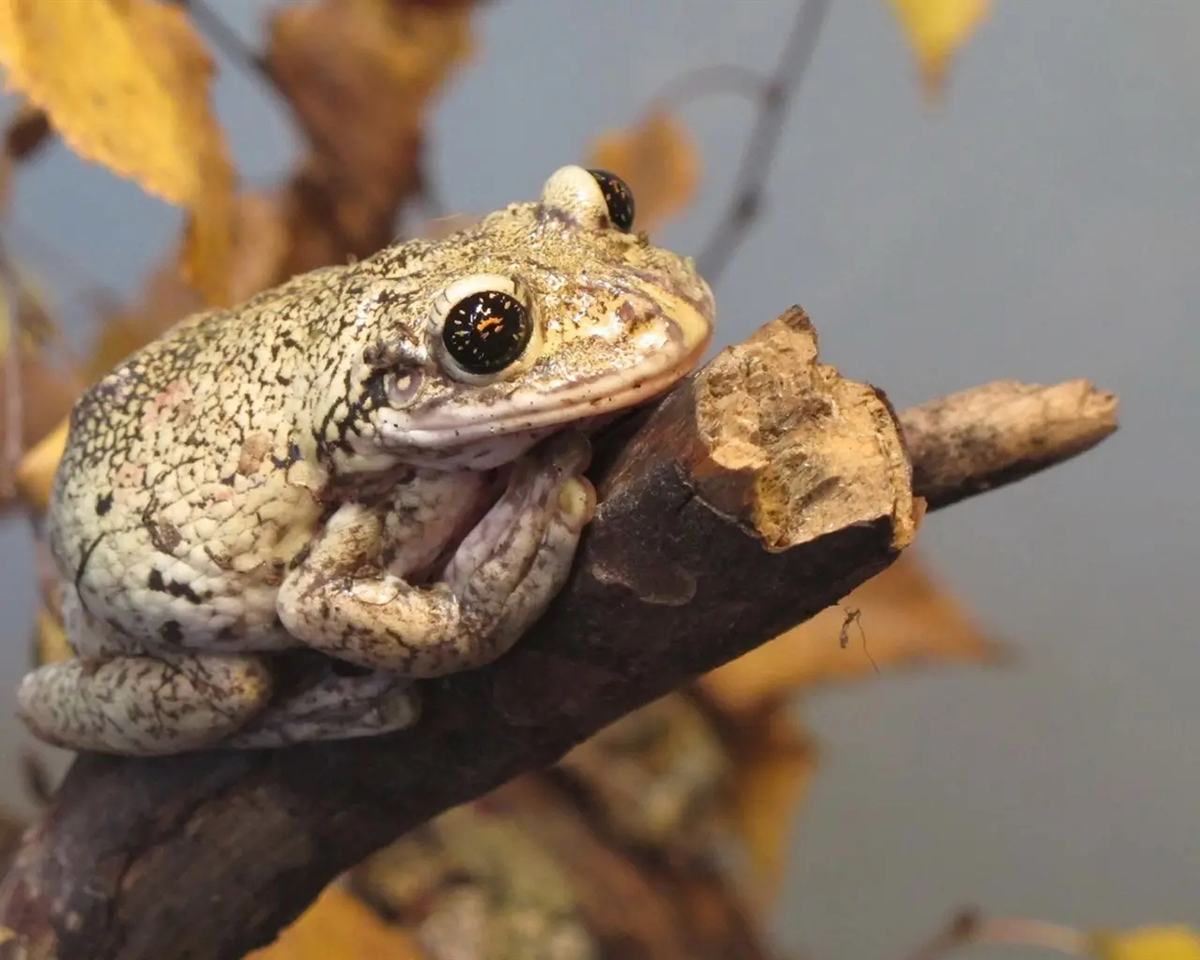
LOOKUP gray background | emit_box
[1,1,1196,957]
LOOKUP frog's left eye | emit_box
[586,169,635,232]
[440,286,532,377]
[540,165,636,232]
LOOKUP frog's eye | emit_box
[586,168,635,232]
[540,164,636,231]
[435,275,534,378]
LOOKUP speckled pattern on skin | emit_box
[17,166,715,756]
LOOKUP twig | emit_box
[696,0,832,282]
[905,908,1089,960]
[0,308,1118,960]
[180,0,271,77]
[898,379,1120,510]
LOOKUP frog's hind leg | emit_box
[17,651,273,756]
[222,667,419,748]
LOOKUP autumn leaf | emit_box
[698,552,1003,905]
[32,606,69,668]
[700,552,1005,715]
[244,883,421,960]
[723,708,818,910]
[588,110,700,234]
[86,262,205,383]
[1092,927,1200,960]
[14,417,65,514]
[0,0,236,303]
[268,0,474,272]
[0,272,83,508]
[887,0,991,101]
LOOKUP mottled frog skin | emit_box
[18,166,715,755]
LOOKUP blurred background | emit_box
[0,1,1196,957]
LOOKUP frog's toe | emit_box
[18,652,273,756]
[223,667,419,748]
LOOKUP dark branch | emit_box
[0,309,1116,960]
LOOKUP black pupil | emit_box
[587,168,635,232]
[442,290,531,375]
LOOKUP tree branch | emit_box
[0,308,1117,960]
[899,379,1118,510]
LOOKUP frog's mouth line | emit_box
[382,325,712,452]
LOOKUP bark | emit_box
[0,308,1118,960]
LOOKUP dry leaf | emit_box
[724,708,818,910]
[0,336,82,460]
[32,606,69,667]
[225,192,293,304]
[269,0,474,272]
[701,552,1005,716]
[1092,927,1200,960]
[0,0,236,303]
[887,0,991,101]
[0,275,83,508]
[14,416,65,514]
[244,883,421,960]
[87,263,204,382]
[588,110,700,234]
[85,190,291,385]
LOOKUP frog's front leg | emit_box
[277,431,594,677]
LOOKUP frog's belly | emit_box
[55,471,323,656]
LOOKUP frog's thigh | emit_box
[278,432,592,676]
[223,669,419,748]
[17,652,272,756]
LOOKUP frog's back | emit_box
[48,272,341,652]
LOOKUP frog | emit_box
[16,166,715,756]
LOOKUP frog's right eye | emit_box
[431,274,536,381]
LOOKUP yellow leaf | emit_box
[33,606,70,667]
[887,0,991,101]
[588,110,700,234]
[701,552,1005,715]
[0,0,236,303]
[245,883,421,960]
[1093,927,1200,960]
[14,416,65,514]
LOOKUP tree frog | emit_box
[16,167,715,755]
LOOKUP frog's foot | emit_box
[278,430,595,676]
[222,665,419,748]
[17,652,272,756]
